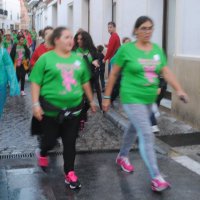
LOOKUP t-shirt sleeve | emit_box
[29,55,46,85]
[112,45,126,68]
[81,60,91,84]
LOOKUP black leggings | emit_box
[80,70,102,121]
[91,70,102,109]
[40,115,80,174]
[16,65,26,91]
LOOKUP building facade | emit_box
[28,0,200,129]
[0,0,20,30]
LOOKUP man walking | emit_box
[104,22,120,74]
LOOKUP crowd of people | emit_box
[0,16,189,193]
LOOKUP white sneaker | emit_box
[152,125,160,133]
[21,91,26,96]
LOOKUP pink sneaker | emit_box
[65,171,81,189]
[116,155,134,173]
[151,176,170,192]
[35,149,48,171]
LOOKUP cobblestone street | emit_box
[0,82,122,155]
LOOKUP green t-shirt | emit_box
[3,40,13,53]
[29,51,91,116]
[74,47,93,64]
[113,42,167,104]
[12,34,18,44]
[31,30,37,40]
[15,45,25,67]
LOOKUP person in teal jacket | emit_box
[0,33,20,118]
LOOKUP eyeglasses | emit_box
[139,26,154,33]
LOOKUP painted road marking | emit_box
[172,156,200,175]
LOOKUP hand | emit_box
[90,101,97,113]
[92,60,100,68]
[102,99,111,112]
[33,105,44,121]
[157,88,161,95]
[103,59,106,64]
[177,91,189,103]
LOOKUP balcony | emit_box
[0,9,8,19]
[27,0,40,7]
[4,10,8,16]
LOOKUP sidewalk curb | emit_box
[104,109,181,157]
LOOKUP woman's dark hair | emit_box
[0,33,2,44]
[49,27,68,46]
[73,31,97,54]
[133,16,154,34]
[17,35,25,41]
[42,26,53,38]
[38,29,43,37]
[97,45,104,53]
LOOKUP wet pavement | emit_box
[1,81,200,199]
[0,152,200,200]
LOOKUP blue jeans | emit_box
[32,40,36,52]
[108,62,112,75]
[119,104,160,178]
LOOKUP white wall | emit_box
[2,0,20,29]
[176,0,200,57]
[116,0,163,46]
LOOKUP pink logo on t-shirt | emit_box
[144,66,158,83]
[62,70,77,91]
[17,51,23,66]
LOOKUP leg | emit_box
[119,122,137,157]
[20,65,26,91]
[61,115,80,174]
[123,104,160,179]
[111,75,121,103]
[16,67,21,82]
[108,62,112,75]
[150,112,157,126]
[93,71,102,110]
[100,68,105,90]
[40,116,60,157]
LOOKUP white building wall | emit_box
[1,0,20,30]
[33,0,200,59]
[175,0,200,57]
[116,0,163,46]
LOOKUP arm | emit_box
[162,66,188,102]
[82,82,96,112]
[31,82,44,121]
[10,44,16,63]
[103,65,122,111]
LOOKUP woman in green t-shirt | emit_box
[103,16,188,192]
[29,27,96,190]
[73,31,102,130]
[10,35,30,96]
